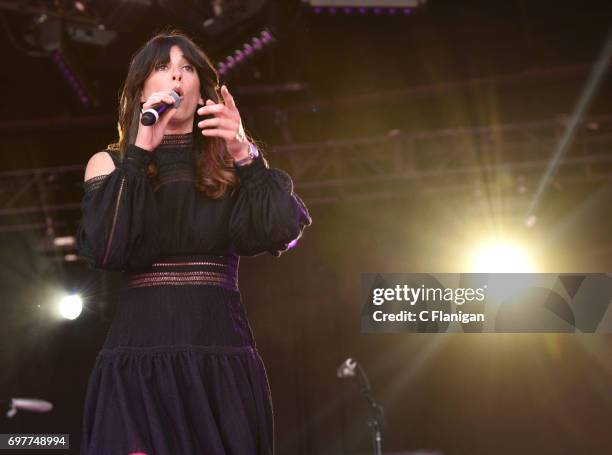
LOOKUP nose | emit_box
[172,69,182,81]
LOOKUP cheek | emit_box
[142,74,165,96]
[189,75,201,94]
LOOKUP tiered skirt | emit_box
[80,255,274,455]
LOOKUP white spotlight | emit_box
[470,240,535,273]
[58,294,83,320]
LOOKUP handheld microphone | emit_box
[140,90,181,126]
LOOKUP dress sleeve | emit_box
[230,154,312,257]
[75,144,161,271]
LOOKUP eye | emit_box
[183,65,194,72]
[155,63,168,71]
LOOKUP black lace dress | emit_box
[76,132,311,455]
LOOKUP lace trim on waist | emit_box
[126,254,239,291]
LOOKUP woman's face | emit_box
[140,44,204,129]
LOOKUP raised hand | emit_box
[197,85,250,162]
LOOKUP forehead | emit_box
[154,45,189,64]
[169,45,187,61]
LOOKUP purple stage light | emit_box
[217,28,275,76]
[329,7,336,14]
[373,7,382,15]
[403,8,412,15]
[261,30,273,43]
[50,49,92,106]
[358,7,367,14]
[313,7,322,14]
[344,7,352,14]
[388,8,397,15]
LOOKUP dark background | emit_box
[1,0,612,454]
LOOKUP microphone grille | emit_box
[170,90,181,108]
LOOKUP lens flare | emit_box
[58,294,83,320]
[470,240,536,273]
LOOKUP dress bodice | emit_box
[76,132,312,271]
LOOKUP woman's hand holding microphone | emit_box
[134,91,179,152]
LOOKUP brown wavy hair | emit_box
[107,28,237,199]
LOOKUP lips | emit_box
[173,87,184,98]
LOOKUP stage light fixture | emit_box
[50,49,95,106]
[307,0,425,5]
[217,29,275,76]
[306,0,425,15]
[202,0,267,36]
[35,17,102,106]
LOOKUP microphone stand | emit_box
[353,363,386,455]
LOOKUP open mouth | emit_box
[173,87,184,98]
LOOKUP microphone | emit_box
[337,357,357,378]
[140,90,181,126]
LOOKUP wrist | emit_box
[125,143,154,170]
[134,141,154,153]
[233,143,259,167]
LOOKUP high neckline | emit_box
[158,132,194,149]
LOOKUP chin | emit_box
[168,115,194,129]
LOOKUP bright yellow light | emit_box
[470,240,536,273]
[58,294,83,320]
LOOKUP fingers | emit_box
[142,91,177,110]
[201,128,238,140]
[159,105,178,126]
[197,117,236,130]
[197,102,235,118]
[197,106,241,139]
[220,85,237,110]
[197,87,244,143]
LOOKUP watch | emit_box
[234,143,259,167]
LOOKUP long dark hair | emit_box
[108,28,236,199]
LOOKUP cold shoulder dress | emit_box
[76,132,311,455]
